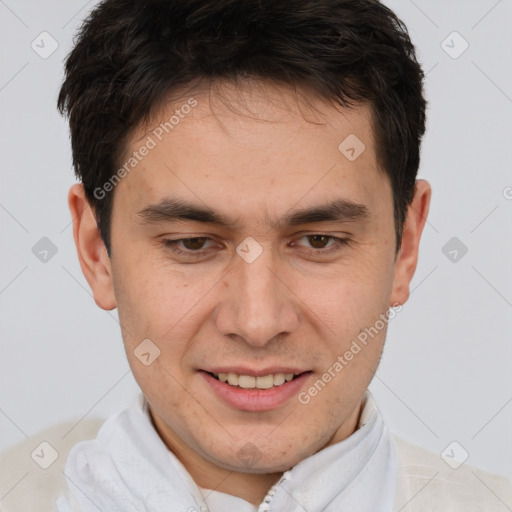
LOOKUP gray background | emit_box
[1,0,511,480]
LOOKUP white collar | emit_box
[197,391,386,512]
[60,390,397,512]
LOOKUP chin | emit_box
[212,440,310,473]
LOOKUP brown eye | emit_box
[306,235,331,249]
[181,237,208,250]
[290,234,349,255]
[161,236,220,261]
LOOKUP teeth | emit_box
[273,373,285,386]
[238,375,256,388]
[227,372,239,386]
[212,371,300,389]
[256,375,274,389]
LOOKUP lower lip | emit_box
[200,371,311,412]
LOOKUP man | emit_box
[0,0,510,510]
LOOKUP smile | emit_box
[209,372,299,389]
[200,370,312,412]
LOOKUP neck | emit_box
[148,399,363,506]
[149,412,281,504]
[185,457,282,506]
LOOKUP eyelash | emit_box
[161,235,349,259]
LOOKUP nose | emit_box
[214,243,300,347]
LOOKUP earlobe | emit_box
[389,179,431,307]
[68,184,117,310]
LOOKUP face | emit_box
[70,80,430,481]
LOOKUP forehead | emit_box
[115,80,389,223]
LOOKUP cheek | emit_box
[112,260,217,386]
[112,257,199,331]
[112,237,394,352]
[295,255,393,333]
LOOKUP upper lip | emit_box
[202,367,311,377]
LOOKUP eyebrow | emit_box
[137,197,370,230]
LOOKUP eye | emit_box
[291,234,349,254]
[301,234,335,249]
[162,237,217,257]
[161,234,349,262]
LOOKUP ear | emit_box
[389,179,431,306]
[68,183,117,310]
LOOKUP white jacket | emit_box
[1,394,510,511]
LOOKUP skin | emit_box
[69,80,431,505]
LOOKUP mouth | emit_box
[205,371,305,389]
[199,369,312,412]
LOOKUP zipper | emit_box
[257,470,291,512]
